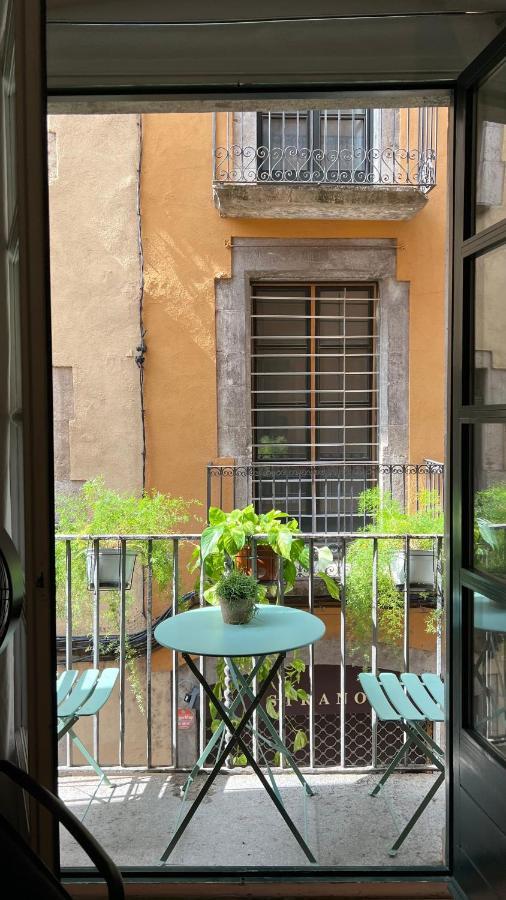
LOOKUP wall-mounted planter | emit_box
[389,549,436,588]
[86,548,137,591]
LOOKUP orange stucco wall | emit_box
[140,111,448,512]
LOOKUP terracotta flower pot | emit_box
[219,596,255,625]
[235,544,278,582]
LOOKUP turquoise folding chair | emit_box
[57,668,119,819]
[358,671,445,856]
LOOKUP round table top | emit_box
[154,604,325,657]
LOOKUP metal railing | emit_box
[56,531,444,776]
[207,461,445,531]
[213,108,438,191]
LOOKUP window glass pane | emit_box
[474,244,506,404]
[259,112,309,148]
[472,591,506,763]
[474,423,506,578]
[475,60,506,234]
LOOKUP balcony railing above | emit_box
[207,461,445,533]
[212,108,439,220]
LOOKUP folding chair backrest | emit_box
[358,673,402,721]
[400,673,445,722]
[56,670,78,706]
[379,673,426,721]
[421,673,445,708]
[57,669,100,718]
[76,669,119,716]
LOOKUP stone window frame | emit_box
[215,237,409,469]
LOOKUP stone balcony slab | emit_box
[213,183,428,220]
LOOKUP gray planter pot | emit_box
[389,548,436,588]
[86,548,137,591]
[219,596,255,625]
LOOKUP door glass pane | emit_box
[475,60,506,234]
[472,591,506,763]
[474,422,506,577]
[474,243,506,404]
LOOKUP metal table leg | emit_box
[227,657,315,797]
[160,652,316,864]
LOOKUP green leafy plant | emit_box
[475,481,506,574]
[216,570,259,624]
[346,487,444,650]
[193,504,339,603]
[55,478,195,709]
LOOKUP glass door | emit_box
[0,0,55,867]
[452,27,506,898]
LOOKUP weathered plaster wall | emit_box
[49,114,143,495]
[140,110,448,510]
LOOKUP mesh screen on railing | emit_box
[204,709,432,769]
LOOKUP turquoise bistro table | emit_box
[154,604,325,864]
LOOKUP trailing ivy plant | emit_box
[345,487,444,654]
[55,477,195,709]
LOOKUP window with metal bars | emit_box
[251,283,378,530]
[257,110,371,182]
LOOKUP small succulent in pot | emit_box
[216,570,258,625]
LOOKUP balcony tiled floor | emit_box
[59,771,444,869]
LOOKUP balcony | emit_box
[56,483,445,868]
[213,108,438,220]
[207,460,445,532]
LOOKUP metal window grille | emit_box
[251,283,378,530]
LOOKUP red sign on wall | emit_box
[178,708,195,730]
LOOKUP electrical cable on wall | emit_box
[134,113,147,494]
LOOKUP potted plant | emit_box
[55,478,195,711]
[345,487,444,648]
[192,504,339,603]
[86,547,137,591]
[358,487,443,588]
[55,476,194,641]
[216,570,258,624]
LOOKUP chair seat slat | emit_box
[358,673,401,721]
[421,672,445,708]
[400,673,444,721]
[57,669,100,718]
[76,669,119,716]
[379,673,426,721]
[56,670,78,705]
